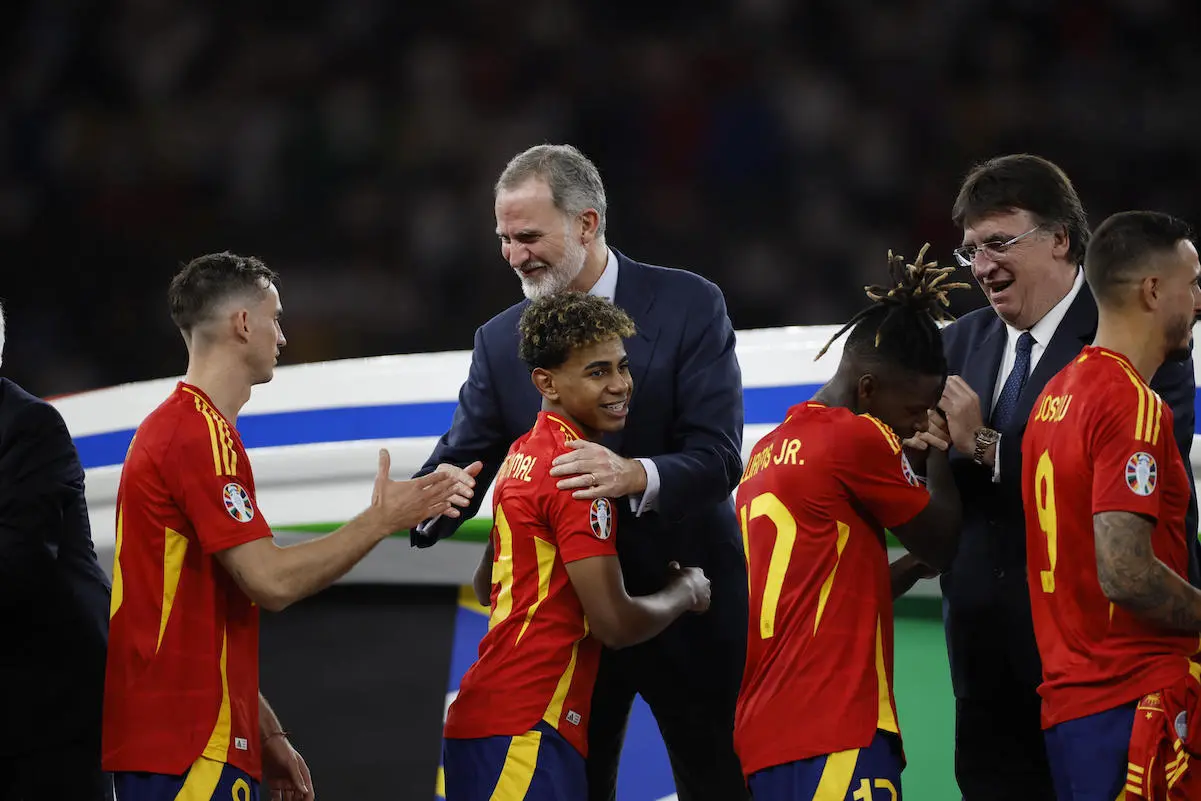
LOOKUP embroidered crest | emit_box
[589,498,613,540]
[223,483,255,522]
[1125,452,1157,497]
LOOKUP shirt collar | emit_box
[587,248,619,302]
[1007,266,1085,348]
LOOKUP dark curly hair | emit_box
[168,251,278,333]
[518,292,636,371]
[817,243,971,377]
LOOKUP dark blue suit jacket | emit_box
[0,377,111,756]
[940,284,1198,699]
[411,250,747,658]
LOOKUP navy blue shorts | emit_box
[114,756,259,801]
[747,731,903,800]
[442,720,586,801]
[1044,702,1137,801]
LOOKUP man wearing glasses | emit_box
[933,153,1199,800]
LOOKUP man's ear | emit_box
[231,307,252,343]
[1050,223,1071,262]
[855,373,877,412]
[1140,274,1161,311]
[531,367,558,402]
[578,209,601,246]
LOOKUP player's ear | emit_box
[231,307,252,342]
[856,373,877,410]
[531,367,559,402]
[1140,274,1161,311]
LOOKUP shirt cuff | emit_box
[991,434,1002,484]
[628,458,660,516]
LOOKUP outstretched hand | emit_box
[371,449,483,531]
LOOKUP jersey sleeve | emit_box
[1091,379,1171,520]
[543,485,619,565]
[164,421,273,554]
[843,415,931,530]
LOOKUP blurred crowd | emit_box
[2,0,1199,396]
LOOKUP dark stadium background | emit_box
[3,1,1199,797]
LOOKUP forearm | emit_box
[607,584,692,649]
[259,693,286,740]
[270,508,391,608]
[473,540,494,607]
[909,451,961,570]
[890,554,929,599]
[1102,553,1201,631]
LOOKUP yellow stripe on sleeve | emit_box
[862,414,901,454]
[193,396,223,476]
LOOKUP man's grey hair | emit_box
[0,299,6,369]
[496,144,608,237]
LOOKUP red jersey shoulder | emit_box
[1071,350,1169,439]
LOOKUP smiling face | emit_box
[962,208,1077,330]
[531,337,632,441]
[495,177,589,300]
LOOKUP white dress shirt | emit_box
[989,267,1085,481]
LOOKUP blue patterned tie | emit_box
[991,331,1035,431]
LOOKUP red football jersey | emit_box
[445,412,619,757]
[1022,347,1198,727]
[733,402,931,777]
[103,383,272,778]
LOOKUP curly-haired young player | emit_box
[443,292,711,801]
[735,245,967,800]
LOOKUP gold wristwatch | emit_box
[973,427,1001,465]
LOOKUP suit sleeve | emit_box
[843,418,931,530]
[651,280,746,523]
[410,325,514,547]
[0,401,85,609]
[163,427,272,554]
[1149,351,1200,585]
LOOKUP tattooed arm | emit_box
[1094,511,1201,631]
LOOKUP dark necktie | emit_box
[991,331,1035,431]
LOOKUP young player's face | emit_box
[247,283,286,385]
[495,178,588,300]
[860,372,945,441]
[962,209,1074,331]
[1160,239,1201,363]
[540,338,632,439]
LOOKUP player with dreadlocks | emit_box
[734,245,968,800]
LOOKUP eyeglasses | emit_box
[953,225,1042,268]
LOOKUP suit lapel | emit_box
[959,316,1006,413]
[609,251,661,454]
[612,251,661,394]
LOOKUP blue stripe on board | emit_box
[70,383,1201,469]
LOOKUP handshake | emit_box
[368,451,484,535]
